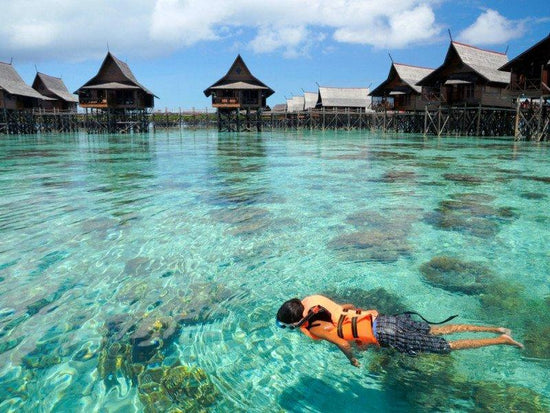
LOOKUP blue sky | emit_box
[1,0,548,111]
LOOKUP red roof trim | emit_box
[393,62,434,70]
[451,41,507,56]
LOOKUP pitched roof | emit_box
[452,42,510,83]
[210,81,269,90]
[500,33,550,72]
[304,91,318,110]
[318,87,371,108]
[0,62,47,100]
[271,103,287,112]
[204,55,274,97]
[371,63,433,96]
[75,52,156,97]
[286,96,305,112]
[419,42,510,85]
[33,72,78,103]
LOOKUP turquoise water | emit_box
[1,130,549,412]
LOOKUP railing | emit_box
[213,97,239,105]
[79,98,107,105]
[506,77,541,92]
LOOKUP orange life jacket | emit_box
[299,295,378,345]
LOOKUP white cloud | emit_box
[333,4,439,48]
[458,9,526,45]
[0,0,444,62]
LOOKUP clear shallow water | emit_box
[0,130,549,412]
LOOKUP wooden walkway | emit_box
[260,104,547,140]
[1,104,548,140]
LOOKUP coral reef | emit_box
[419,256,494,295]
[328,230,411,263]
[369,350,550,411]
[443,173,483,185]
[424,193,518,238]
[330,209,415,263]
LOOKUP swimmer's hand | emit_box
[350,357,360,367]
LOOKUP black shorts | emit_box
[374,314,451,355]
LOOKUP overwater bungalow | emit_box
[0,62,48,110]
[499,34,550,99]
[286,96,305,113]
[316,87,372,111]
[75,52,155,110]
[271,103,287,112]
[204,55,274,111]
[417,41,511,108]
[370,63,434,111]
[304,92,318,110]
[32,73,78,111]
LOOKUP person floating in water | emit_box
[276,295,523,367]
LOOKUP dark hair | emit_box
[276,298,304,324]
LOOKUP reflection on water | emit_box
[0,131,549,412]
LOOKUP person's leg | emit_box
[449,334,523,350]
[430,324,510,336]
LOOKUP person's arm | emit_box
[308,321,359,367]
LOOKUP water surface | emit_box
[1,130,549,411]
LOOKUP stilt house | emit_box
[75,52,155,110]
[316,87,372,111]
[32,73,78,111]
[370,63,434,111]
[286,96,305,112]
[0,62,48,110]
[417,42,511,108]
[203,55,274,110]
[499,34,550,99]
[304,92,318,110]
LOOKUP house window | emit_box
[463,84,475,100]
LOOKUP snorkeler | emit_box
[276,295,523,367]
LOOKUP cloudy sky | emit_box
[1,0,548,110]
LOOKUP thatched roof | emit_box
[271,103,287,112]
[33,72,78,103]
[304,92,318,110]
[0,62,47,100]
[204,55,274,97]
[318,87,371,108]
[418,41,510,86]
[371,63,433,96]
[286,96,305,112]
[75,52,156,97]
[210,81,270,90]
[500,34,550,72]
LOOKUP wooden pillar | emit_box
[514,98,521,140]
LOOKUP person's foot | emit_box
[497,327,512,335]
[501,334,524,349]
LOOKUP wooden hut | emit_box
[271,103,287,112]
[204,55,273,110]
[370,63,434,111]
[304,92,318,110]
[286,96,305,113]
[75,52,155,110]
[204,55,274,131]
[499,34,550,99]
[316,87,372,111]
[0,62,48,110]
[417,41,511,108]
[32,73,78,111]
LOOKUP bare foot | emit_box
[498,327,512,335]
[501,334,524,349]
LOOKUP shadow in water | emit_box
[279,375,402,412]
